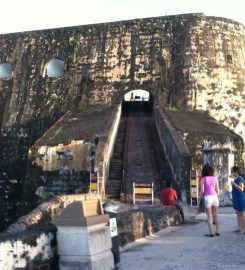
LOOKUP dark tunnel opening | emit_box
[121,90,154,116]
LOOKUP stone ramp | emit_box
[123,114,169,202]
[125,116,157,183]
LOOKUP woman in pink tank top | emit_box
[201,164,220,237]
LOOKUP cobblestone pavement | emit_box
[118,207,245,270]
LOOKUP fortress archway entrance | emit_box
[122,89,154,116]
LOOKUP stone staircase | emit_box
[106,120,127,199]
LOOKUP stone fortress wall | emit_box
[0,13,245,140]
[1,13,245,229]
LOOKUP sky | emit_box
[0,0,244,34]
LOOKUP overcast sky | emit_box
[0,0,244,34]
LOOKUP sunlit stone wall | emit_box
[184,17,245,155]
[1,14,245,134]
[1,13,245,228]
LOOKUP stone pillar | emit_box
[202,143,234,206]
[53,199,114,270]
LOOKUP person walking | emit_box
[230,166,245,234]
[200,165,220,237]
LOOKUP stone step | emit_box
[108,182,121,189]
[109,170,122,175]
[109,174,122,179]
[110,163,122,168]
[110,159,123,163]
[107,189,121,196]
[106,194,120,200]
[109,169,122,174]
[113,146,124,152]
[106,118,127,200]
[113,154,123,159]
[109,166,122,170]
[108,177,121,182]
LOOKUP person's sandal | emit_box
[215,233,220,236]
[205,234,214,237]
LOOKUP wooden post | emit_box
[151,182,154,204]
[133,182,135,205]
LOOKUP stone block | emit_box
[56,224,112,256]
[59,250,114,270]
[53,200,109,227]
[53,200,114,270]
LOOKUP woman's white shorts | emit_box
[204,195,219,208]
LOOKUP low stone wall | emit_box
[0,194,101,270]
[116,205,182,246]
[0,193,181,269]
[4,193,101,233]
[0,225,58,270]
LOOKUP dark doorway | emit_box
[122,90,153,116]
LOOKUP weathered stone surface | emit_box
[0,196,180,270]
[59,250,114,270]
[165,109,243,167]
[1,14,245,143]
[4,193,101,233]
[1,13,245,228]
[116,205,182,246]
[56,225,112,256]
[154,108,192,201]
[0,224,58,270]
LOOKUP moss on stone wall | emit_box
[1,13,245,228]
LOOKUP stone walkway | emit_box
[118,207,245,270]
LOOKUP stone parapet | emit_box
[0,224,58,270]
[116,205,182,246]
[154,108,192,201]
[0,201,181,270]
[4,193,101,233]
